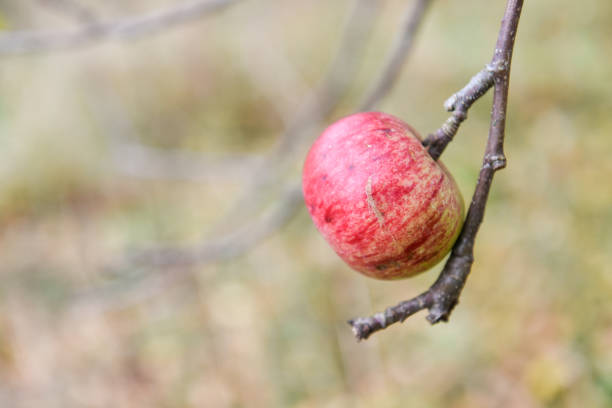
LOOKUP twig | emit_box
[92,2,368,187]
[71,0,430,306]
[210,0,382,232]
[128,0,430,269]
[349,0,524,341]
[66,186,303,314]
[0,0,242,54]
[359,0,432,111]
[124,186,304,268]
[62,0,374,309]
[205,0,433,238]
[423,66,496,160]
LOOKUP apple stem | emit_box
[349,0,524,341]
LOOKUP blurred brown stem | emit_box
[359,0,432,111]
[423,66,495,160]
[121,0,426,271]
[349,0,524,341]
[70,0,432,308]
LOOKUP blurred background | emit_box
[0,0,611,406]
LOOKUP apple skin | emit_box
[302,112,464,280]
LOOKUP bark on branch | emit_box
[349,0,524,341]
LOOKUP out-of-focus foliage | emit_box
[0,0,611,407]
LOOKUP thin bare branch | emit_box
[359,0,432,111]
[0,0,242,54]
[215,0,383,224]
[68,185,303,311]
[350,0,524,341]
[206,0,433,235]
[131,0,430,267]
[125,186,304,269]
[104,0,430,228]
[72,0,432,306]
[423,66,496,160]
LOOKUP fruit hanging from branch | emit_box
[302,112,464,280]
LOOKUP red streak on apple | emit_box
[302,112,464,280]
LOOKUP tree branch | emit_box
[64,0,380,306]
[70,0,432,308]
[211,0,382,230]
[125,186,304,269]
[349,0,524,341]
[423,65,495,160]
[210,0,432,247]
[359,0,432,111]
[0,0,242,54]
[69,185,304,313]
[125,0,431,270]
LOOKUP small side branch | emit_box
[68,0,431,309]
[359,0,432,111]
[71,186,304,307]
[423,66,496,160]
[129,0,431,269]
[350,0,523,341]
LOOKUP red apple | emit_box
[302,112,464,280]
